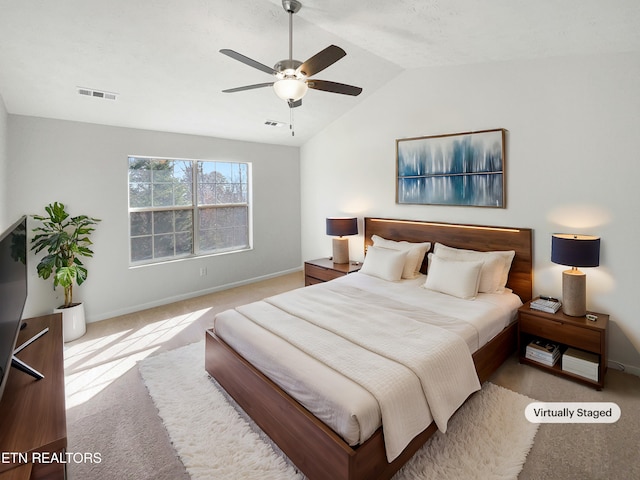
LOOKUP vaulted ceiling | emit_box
[1,0,639,146]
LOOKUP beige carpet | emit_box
[139,341,538,480]
[63,271,640,479]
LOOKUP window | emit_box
[128,157,251,265]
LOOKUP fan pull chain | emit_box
[290,108,295,136]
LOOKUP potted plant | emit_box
[31,202,101,342]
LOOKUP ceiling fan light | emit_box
[273,78,308,101]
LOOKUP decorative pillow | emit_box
[423,255,484,299]
[433,242,515,293]
[371,235,430,279]
[359,246,408,282]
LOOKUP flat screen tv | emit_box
[0,216,28,403]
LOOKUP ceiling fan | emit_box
[220,0,362,110]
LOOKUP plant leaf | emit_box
[55,266,76,289]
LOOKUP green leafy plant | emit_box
[31,202,101,308]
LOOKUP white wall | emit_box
[0,94,8,230]
[301,52,640,373]
[8,116,301,322]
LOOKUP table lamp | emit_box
[551,234,600,316]
[326,217,358,264]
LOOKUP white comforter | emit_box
[231,280,482,461]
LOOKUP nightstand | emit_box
[304,258,362,286]
[517,300,608,390]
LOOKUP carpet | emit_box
[139,341,539,480]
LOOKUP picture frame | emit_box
[396,128,506,208]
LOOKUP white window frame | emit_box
[128,156,252,266]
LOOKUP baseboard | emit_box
[88,266,303,323]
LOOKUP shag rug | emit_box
[139,342,539,480]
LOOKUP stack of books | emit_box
[562,348,599,381]
[526,338,561,366]
[530,298,562,314]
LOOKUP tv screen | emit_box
[0,216,28,403]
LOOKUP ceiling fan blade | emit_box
[222,82,274,93]
[297,45,346,77]
[220,49,277,76]
[307,80,362,96]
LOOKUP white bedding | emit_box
[213,272,522,460]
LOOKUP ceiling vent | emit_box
[264,120,286,127]
[77,87,118,101]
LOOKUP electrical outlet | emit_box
[199,267,207,277]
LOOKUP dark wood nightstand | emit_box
[518,299,609,390]
[304,258,362,286]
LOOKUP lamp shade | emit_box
[326,217,358,237]
[551,234,600,268]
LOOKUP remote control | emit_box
[539,295,559,302]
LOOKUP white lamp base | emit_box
[332,238,350,264]
[562,269,586,317]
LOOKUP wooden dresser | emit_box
[0,314,66,480]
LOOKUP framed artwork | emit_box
[396,128,506,208]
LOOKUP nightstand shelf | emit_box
[518,300,608,390]
[304,258,361,286]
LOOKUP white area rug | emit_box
[139,342,539,480]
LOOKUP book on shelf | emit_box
[526,349,560,366]
[528,338,561,355]
[525,338,561,366]
[530,298,562,314]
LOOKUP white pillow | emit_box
[359,246,408,282]
[371,235,430,279]
[423,255,484,299]
[433,242,515,293]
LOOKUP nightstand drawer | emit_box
[305,264,344,282]
[519,314,601,353]
[305,276,325,286]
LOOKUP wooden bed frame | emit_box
[205,218,533,480]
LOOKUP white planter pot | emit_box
[54,303,86,342]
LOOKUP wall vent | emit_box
[77,87,118,101]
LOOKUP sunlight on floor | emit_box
[63,307,211,409]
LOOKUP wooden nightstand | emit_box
[518,300,608,390]
[304,258,361,286]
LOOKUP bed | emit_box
[205,218,533,480]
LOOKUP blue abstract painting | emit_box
[396,129,505,207]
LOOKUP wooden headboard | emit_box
[364,217,533,303]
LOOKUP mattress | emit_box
[213,272,522,451]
